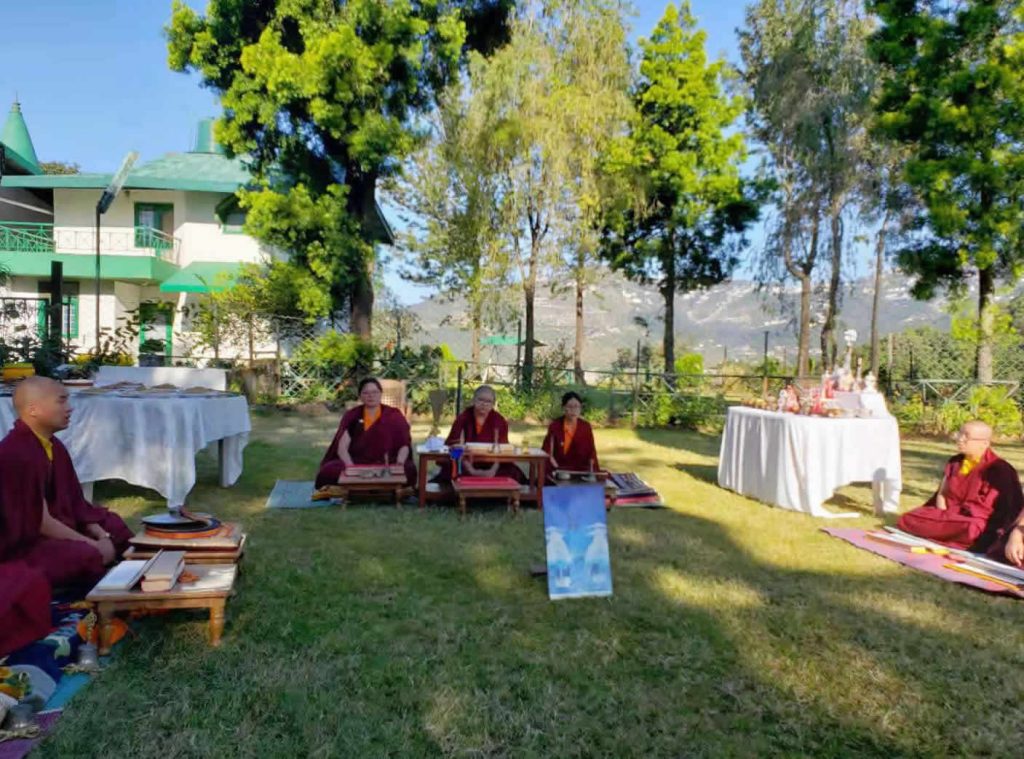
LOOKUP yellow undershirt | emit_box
[33,430,53,462]
[959,456,980,477]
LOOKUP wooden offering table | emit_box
[314,465,411,507]
[552,470,618,509]
[417,445,549,509]
[87,565,237,654]
[452,476,522,516]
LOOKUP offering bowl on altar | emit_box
[583,474,597,483]
[3,703,35,730]
[556,471,571,481]
[77,643,100,672]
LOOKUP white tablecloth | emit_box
[0,392,250,507]
[717,407,902,518]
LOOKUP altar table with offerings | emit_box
[717,407,902,518]
[417,445,549,509]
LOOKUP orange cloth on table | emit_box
[562,419,577,455]
[77,616,129,646]
[363,406,381,431]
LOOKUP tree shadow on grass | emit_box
[45,499,1024,758]
[46,431,1024,757]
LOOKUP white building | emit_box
[0,100,392,362]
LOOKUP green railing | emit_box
[0,222,180,263]
[134,226,180,261]
[0,222,55,253]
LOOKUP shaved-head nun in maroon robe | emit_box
[0,377,132,589]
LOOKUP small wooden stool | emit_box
[452,476,522,517]
[86,565,237,654]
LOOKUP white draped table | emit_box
[0,391,251,508]
[717,407,902,518]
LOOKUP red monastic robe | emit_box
[0,561,51,657]
[897,448,1024,552]
[436,408,525,483]
[316,404,416,488]
[542,416,600,473]
[0,420,132,587]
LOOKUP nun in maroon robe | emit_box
[316,378,416,488]
[541,391,600,477]
[0,378,132,589]
[434,385,526,484]
[897,424,1024,552]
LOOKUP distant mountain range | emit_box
[404,271,953,367]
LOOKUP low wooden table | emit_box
[417,447,548,509]
[86,565,237,654]
[315,473,411,507]
[451,477,521,516]
[552,471,618,509]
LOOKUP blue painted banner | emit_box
[543,485,612,599]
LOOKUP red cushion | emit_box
[453,476,520,490]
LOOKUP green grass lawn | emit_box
[37,411,1024,757]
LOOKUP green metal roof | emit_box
[1,101,41,175]
[481,335,519,346]
[159,261,243,293]
[1,152,251,193]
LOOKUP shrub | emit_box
[674,353,705,390]
[671,394,727,432]
[891,394,926,430]
[293,332,374,375]
[960,386,1022,437]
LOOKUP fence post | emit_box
[631,369,640,428]
[455,365,463,418]
[762,330,769,397]
[609,374,616,423]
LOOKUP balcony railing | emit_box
[0,221,55,253]
[0,222,181,265]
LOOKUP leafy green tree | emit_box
[39,161,80,175]
[167,0,512,339]
[602,2,758,381]
[388,82,511,367]
[185,261,327,362]
[869,0,1024,382]
[740,0,875,374]
[553,0,632,385]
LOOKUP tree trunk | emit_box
[661,261,676,386]
[869,213,891,375]
[523,282,536,392]
[820,204,843,368]
[977,265,995,383]
[470,302,482,370]
[350,273,373,341]
[347,172,377,340]
[797,275,812,378]
[574,256,585,385]
[788,213,819,378]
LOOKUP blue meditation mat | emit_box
[266,480,335,509]
[45,670,93,709]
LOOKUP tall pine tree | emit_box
[601,2,758,379]
[869,0,1024,382]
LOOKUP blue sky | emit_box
[0,0,749,303]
